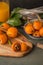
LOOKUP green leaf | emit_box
[7,7,24,26]
[14,13,22,19]
[11,7,22,17]
[7,17,22,26]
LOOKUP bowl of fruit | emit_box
[24,19,43,40]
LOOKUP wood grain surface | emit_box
[0,33,33,57]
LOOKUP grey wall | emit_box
[10,0,43,11]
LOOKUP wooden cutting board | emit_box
[0,33,33,57]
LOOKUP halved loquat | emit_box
[12,41,21,52]
[21,42,28,52]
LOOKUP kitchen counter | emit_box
[0,47,43,65]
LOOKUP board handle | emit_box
[36,43,43,49]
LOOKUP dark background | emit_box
[10,0,43,11]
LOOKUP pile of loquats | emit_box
[0,23,28,52]
[24,20,43,37]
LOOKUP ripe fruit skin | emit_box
[0,30,3,34]
[33,31,40,37]
[1,23,10,30]
[7,27,18,38]
[0,33,7,44]
[12,41,21,52]
[21,43,28,52]
[39,27,43,36]
[33,21,42,30]
[24,23,34,34]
